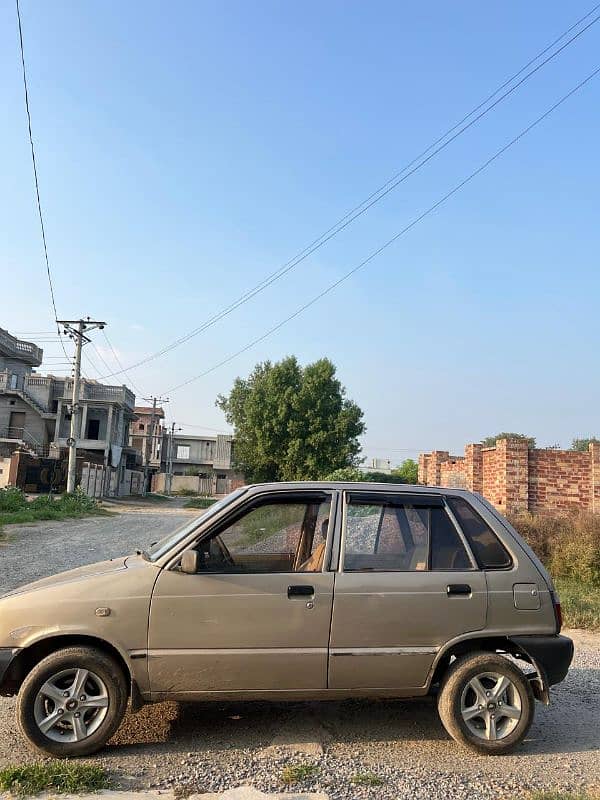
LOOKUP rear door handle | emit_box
[288,585,314,598]
[447,583,472,596]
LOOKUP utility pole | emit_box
[165,421,181,495]
[142,395,168,494]
[58,318,106,494]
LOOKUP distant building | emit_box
[359,458,392,474]
[0,325,140,494]
[153,431,243,496]
[129,406,165,467]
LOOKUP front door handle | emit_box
[447,583,472,596]
[288,585,314,598]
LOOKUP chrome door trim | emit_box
[330,646,440,657]
[148,647,328,657]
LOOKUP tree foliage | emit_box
[216,356,365,482]
[481,432,536,448]
[325,467,408,483]
[392,458,419,484]
[572,437,600,452]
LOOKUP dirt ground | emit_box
[0,501,598,798]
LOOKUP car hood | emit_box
[0,556,130,598]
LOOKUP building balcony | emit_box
[61,380,136,409]
[55,437,108,451]
[0,328,43,367]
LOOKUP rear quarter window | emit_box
[447,497,512,569]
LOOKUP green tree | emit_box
[572,437,600,452]
[216,356,365,482]
[392,458,419,484]
[325,467,408,483]
[481,432,536,448]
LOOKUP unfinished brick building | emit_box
[418,438,600,515]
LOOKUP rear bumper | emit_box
[0,648,21,695]
[510,634,574,686]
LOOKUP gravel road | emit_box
[0,504,598,798]
[0,499,196,595]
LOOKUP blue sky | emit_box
[1,1,599,462]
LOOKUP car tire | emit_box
[437,651,534,754]
[16,646,128,758]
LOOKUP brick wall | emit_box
[418,438,600,514]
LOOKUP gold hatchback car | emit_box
[0,482,573,757]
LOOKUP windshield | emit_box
[146,488,247,561]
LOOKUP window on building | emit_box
[177,445,190,460]
[86,419,100,440]
[139,423,145,431]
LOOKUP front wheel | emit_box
[437,652,535,754]
[16,646,128,757]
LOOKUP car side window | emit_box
[430,507,471,570]
[344,499,472,572]
[447,497,512,569]
[191,497,331,574]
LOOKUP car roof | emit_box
[243,481,476,499]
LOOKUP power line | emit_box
[82,351,101,377]
[98,5,600,381]
[164,65,600,394]
[100,330,144,398]
[177,423,232,434]
[15,0,69,361]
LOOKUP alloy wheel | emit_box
[33,668,109,743]
[460,671,523,741]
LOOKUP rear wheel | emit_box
[16,646,128,757]
[437,652,534,754]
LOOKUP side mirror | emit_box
[180,549,199,574]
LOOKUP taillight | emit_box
[551,591,562,633]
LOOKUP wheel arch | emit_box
[2,634,132,697]
[428,635,549,704]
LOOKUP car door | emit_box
[148,490,336,695]
[329,490,487,690]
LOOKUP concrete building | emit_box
[359,458,393,475]
[0,325,140,494]
[129,406,165,468]
[153,431,243,495]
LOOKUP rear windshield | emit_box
[447,497,512,569]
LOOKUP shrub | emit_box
[510,510,600,586]
[0,487,27,513]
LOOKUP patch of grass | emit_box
[0,487,109,535]
[0,762,109,795]
[131,493,172,503]
[280,764,320,785]
[184,496,216,509]
[173,488,201,497]
[554,577,600,630]
[529,792,598,800]
[351,771,385,786]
